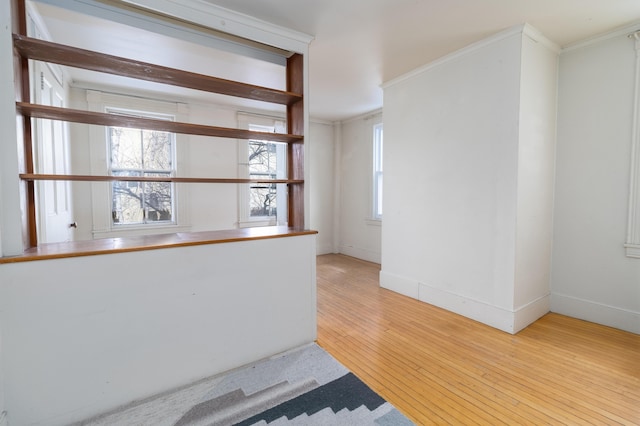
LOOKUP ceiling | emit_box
[32,0,640,122]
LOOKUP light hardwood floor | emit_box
[316,254,640,425]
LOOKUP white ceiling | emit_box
[33,0,640,122]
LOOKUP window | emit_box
[373,123,383,220]
[238,114,287,227]
[626,31,640,258]
[85,90,189,238]
[108,118,175,225]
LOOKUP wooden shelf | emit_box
[17,102,303,143]
[10,0,306,248]
[0,227,317,264]
[20,173,303,185]
[13,34,302,106]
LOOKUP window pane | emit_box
[249,141,277,173]
[144,173,172,222]
[373,123,383,219]
[376,172,383,217]
[109,114,175,226]
[143,130,171,170]
[110,127,142,169]
[248,140,282,218]
[112,171,144,224]
[250,183,277,217]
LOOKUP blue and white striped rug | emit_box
[80,343,413,425]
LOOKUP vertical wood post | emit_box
[11,0,37,248]
[287,53,304,229]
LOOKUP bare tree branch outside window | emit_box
[248,140,280,217]
[110,126,174,225]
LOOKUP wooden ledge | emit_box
[0,227,317,264]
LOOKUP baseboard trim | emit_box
[379,271,549,334]
[513,294,551,333]
[417,281,517,334]
[551,293,640,335]
[316,243,335,256]
[339,245,381,264]
[379,270,420,299]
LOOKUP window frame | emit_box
[87,91,190,238]
[372,122,383,221]
[237,113,288,228]
[107,113,176,226]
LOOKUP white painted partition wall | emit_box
[381,25,558,334]
[0,235,317,425]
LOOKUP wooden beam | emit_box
[11,0,37,248]
[286,53,305,229]
[20,173,304,185]
[13,34,302,106]
[17,102,303,143]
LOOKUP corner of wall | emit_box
[513,295,550,333]
[522,23,561,54]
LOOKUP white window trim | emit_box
[87,90,191,238]
[626,31,640,258]
[372,122,383,221]
[237,112,287,228]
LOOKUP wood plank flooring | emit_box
[316,254,640,425]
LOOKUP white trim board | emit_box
[122,0,313,54]
[339,245,381,265]
[551,293,640,335]
[379,270,550,334]
[561,21,640,53]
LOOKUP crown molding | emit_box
[562,21,640,53]
[523,23,560,53]
[121,0,313,54]
[340,108,383,125]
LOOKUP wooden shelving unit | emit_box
[13,34,303,106]
[11,0,306,248]
[16,102,304,143]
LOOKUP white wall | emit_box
[513,32,559,331]
[309,120,336,254]
[551,31,640,334]
[0,0,13,419]
[381,26,557,333]
[0,0,25,257]
[0,330,5,426]
[338,111,383,263]
[0,234,316,425]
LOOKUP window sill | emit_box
[93,224,192,239]
[0,226,317,264]
[365,219,382,227]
